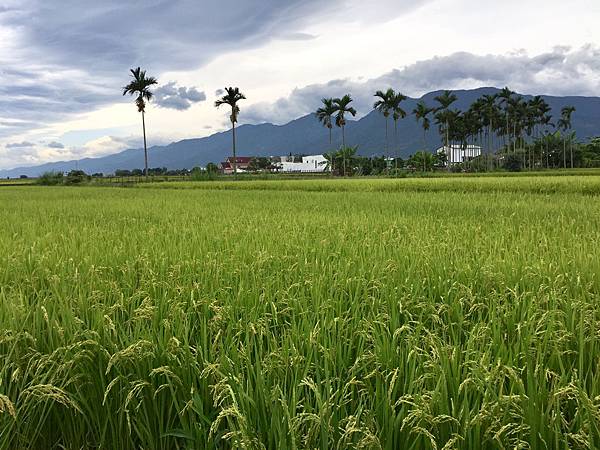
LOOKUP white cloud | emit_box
[244,45,600,124]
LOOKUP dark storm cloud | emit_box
[5,0,336,73]
[1,0,330,135]
[154,82,206,110]
[0,0,325,136]
[0,0,431,140]
[47,141,64,149]
[243,45,600,124]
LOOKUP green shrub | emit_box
[36,171,64,185]
[190,167,218,181]
[65,170,89,185]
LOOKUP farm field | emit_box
[1,177,600,449]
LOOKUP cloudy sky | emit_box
[0,0,599,169]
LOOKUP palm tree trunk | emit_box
[394,120,399,171]
[342,125,346,148]
[488,123,492,171]
[570,137,574,169]
[563,138,566,169]
[446,119,450,172]
[232,119,237,179]
[329,126,332,146]
[142,110,148,179]
[385,118,388,159]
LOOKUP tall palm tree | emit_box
[559,106,576,168]
[527,96,545,168]
[123,67,158,178]
[536,99,552,168]
[497,87,515,150]
[373,89,394,157]
[434,90,457,170]
[462,106,483,170]
[215,87,246,178]
[333,95,357,148]
[507,95,527,169]
[316,98,336,146]
[540,113,554,168]
[391,92,408,167]
[413,101,432,151]
[481,94,499,170]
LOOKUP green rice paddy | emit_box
[1,176,599,449]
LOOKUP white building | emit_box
[278,155,328,173]
[437,145,482,165]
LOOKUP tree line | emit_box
[315,87,580,172]
[124,67,591,178]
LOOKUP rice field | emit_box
[1,177,599,449]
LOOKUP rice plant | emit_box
[0,177,599,449]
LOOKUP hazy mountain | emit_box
[2,87,600,178]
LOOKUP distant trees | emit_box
[123,67,158,178]
[113,167,190,177]
[65,170,89,185]
[247,157,272,172]
[206,162,219,174]
[310,87,585,174]
[409,151,435,172]
[36,171,64,186]
[578,137,600,167]
[324,146,358,176]
[215,87,246,178]
[191,164,219,181]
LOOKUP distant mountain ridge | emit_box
[3,87,600,178]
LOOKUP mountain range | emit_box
[3,87,600,178]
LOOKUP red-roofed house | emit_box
[220,156,253,174]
